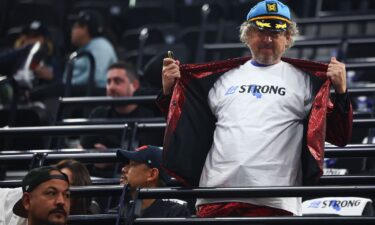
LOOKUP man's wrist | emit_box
[334,86,347,94]
[334,91,350,113]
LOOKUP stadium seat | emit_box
[0,102,50,150]
[121,27,166,52]
[7,1,64,29]
[120,6,173,32]
[177,25,219,63]
[175,3,225,27]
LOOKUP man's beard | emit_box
[47,219,67,225]
[254,48,278,65]
[31,208,68,225]
[31,217,67,225]
[256,55,277,65]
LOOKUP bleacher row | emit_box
[1,0,375,224]
[1,1,375,72]
[0,93,375,224]
[0,143,375,224]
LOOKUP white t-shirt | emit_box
[197,60,315,215]
[0,188,27,225]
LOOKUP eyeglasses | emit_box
[254,29,286,39]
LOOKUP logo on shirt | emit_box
[307,199,362,211]
[322,200,361,211]
[308,200,321,208]
[225,84,286,98]
[225,85,239,95]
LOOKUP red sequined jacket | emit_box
[157,57,353,187]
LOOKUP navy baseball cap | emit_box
[71,10,104,37]
[246,0,291,32]
[13,166,69,218]
[117,145,171,183]
[22,20,49,37]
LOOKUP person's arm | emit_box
[155,58,181,116]
[33,63,54,80]
[325,57,353,146]
[162,58,181,95]
[156,91,172,117]
[0,45,32,75]
[92,143,111,168]
[80,131,97,148]
[327,57,346,94]
[80,107,104,148]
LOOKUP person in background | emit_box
[116,145,191,218]
[56,159,101,214]
[65,10,117,95]
[12,166,70,225]
[80,62,163,178]
[0,20,61,104]
[14,20,57,85]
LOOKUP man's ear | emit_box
[147,168,160,183]
[22,193,31,212]
[132,80,140,90]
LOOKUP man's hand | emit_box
[94,143,107,150]
[327,57,346,94]
[162,58,181,95]
[33,64,53,80]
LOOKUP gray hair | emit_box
[239,21,299,49]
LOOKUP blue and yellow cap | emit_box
[246,0,291,32]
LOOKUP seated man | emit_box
[80,61,161,149]
[14,20,58,87]
[117,145,191,218]
[0,20,58,104]
[65,10,118,95]
[80,62,163,177]
[12,166,70,225]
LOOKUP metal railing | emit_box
[0,144,374,188]
[67,216,375,225]
[63,185,375,224]
[296,14,375,25]
[55,95,163,125]
[0,144,373,162]
[58,95,158,107]
[0,124,128,136]
[59,117,165,126]
[0,122,165,149]
[2,119,375,136]
[203,37,375,62]
[64,51,95,97]
[3,174,375,188]
[52,94,162,148]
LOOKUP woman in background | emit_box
[56,159,101,214]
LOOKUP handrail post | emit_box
[29,152,48,169]
[137,28,149,74]
[195,4,210,63]
[64,51,96,97]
